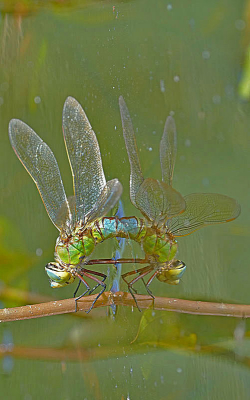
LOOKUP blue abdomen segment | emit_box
[100,217,143,239]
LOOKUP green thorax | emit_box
[55,216,177,267]
[55,226,96,266]
[141,228,177,262]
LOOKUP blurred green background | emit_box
[1,0,250,399]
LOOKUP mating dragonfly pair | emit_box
[9,96,241,312]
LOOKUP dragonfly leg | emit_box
[122,266,151,293]
[122,266,153,311]
[145,271,158,298]
[74,267,106,298]
[128,285,140,311]
[74,280,82,298]
[74,274,91,312]
[122,269,138,293]
[85,269,107,295]
[78,270,107,313]
[141,277,154,299]
[142,271,159,309]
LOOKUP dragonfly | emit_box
[108,96,240,306]
[8,95,241,312]
[9,96,123,311]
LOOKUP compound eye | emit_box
[45,263,74,285]
[45,262,61,271]
[171,260,186,270]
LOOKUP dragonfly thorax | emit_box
[55,228,96,267]
[142,230,178,263]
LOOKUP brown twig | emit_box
[1,291,250,322]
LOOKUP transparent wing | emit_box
[135,178,186,226]
[59,195,76,224]
[85,179,123,225]
[167,193,241,237]
[119,96,144,206]
[67,195,76,218]
[63,96,106,220]
[160,115,177,186]
[9,119,70,230]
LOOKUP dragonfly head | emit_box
[45,262,75,288]
[156,259,186,285]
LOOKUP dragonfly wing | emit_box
[135,178,186,226]
[167,193,241,237]
[67,195,77,223]
[119,96,144,206]
[63,96,106,220]
[9,119,70,230]
[160,115,177,186]
[85,179,123,225]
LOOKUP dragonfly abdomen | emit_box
[93,216,146,240]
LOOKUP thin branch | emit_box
[1,291,250,322]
